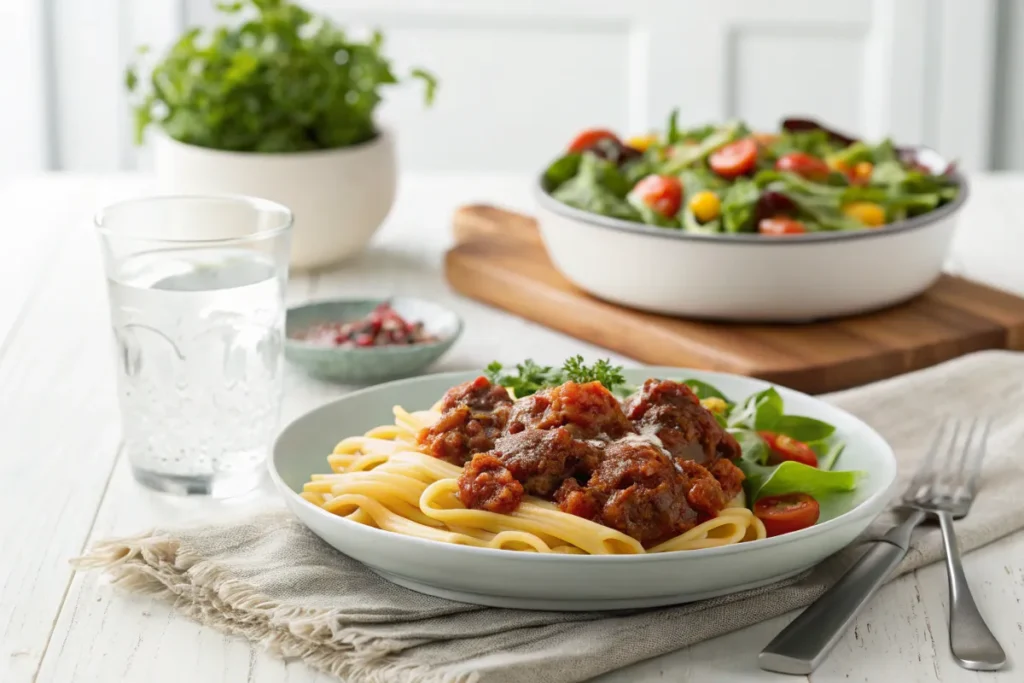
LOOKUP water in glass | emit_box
[108,247,285,496]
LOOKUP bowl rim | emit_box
[534,159,969,247]
[285,295,464,352]
[270,367,899,564]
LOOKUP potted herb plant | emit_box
[127,0,436,270]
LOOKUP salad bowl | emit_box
[534,118,968,322]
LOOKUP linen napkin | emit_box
[75,350,1024,683]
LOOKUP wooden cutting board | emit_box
[444,204,1024,394]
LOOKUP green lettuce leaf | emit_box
[543,153,581,191]
[661,122,743,174]
[627,192,680,228]
[721,179,760,233]
[666,108,680,144]
[772,415,836,442]
[677,167,728,196]
[767,129,838,160]
[681,206,720,233]
[682,378,728,401]
[728,387,783,430]
[816,441,846,471]
[743,460,862,501]
[731,427,859,502]
[872,138,898,163]
[870,160,907,185]
[551,152,640,221]
[828,141,873,166]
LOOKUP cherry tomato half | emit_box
[709,138,759,178]
[775,152,830,182]
[758,217,806,236]
[632,174,683,217]
[567,128,620,153]
[759,431,818,467]
[754,493,820,537]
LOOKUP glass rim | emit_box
[94,193,294,245]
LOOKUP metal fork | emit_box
[908,418,1005,670]
[759,418,1005,675]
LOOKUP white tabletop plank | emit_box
[0,176,95,343]
[32,183,636,683]
[35,278,319,683]
[5,172,1024,683]
[812,535,1024,682]
[0,220,123,682]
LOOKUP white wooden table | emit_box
[3,172,1024,683]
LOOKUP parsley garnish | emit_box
[485,356,629,397]
[561,355,627,389]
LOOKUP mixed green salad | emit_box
[486,357,861,535]
[542,113,960,236]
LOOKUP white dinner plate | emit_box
[270,368,898,611]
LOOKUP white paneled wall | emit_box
[0,0,50,180]
[994,0,1024,170]
[3,0,1002,176]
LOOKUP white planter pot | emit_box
[153,129,397,270]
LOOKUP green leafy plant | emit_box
[126,0,437,153]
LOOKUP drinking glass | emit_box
[95,195,293,497]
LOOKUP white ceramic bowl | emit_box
[154,129,396,271]
[533,155,968,323]
[270,368,898,611]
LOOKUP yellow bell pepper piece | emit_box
[701,397,728,414]
[626,134,658,152]
[853,161,874,183]
[689,191,721,223]
[826,157,850,173]
[843,201,886,227]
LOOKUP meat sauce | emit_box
[624,379,741,463]
[417,376,746,548]
[571,439,697,546]
[417,376,512,465]
[505,381,634,440]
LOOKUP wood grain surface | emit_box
[446,204,1024,393]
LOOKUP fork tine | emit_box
[965,417,992,497]
[904,419,948,497]
[954,418,978,481]
[936,419,962,495]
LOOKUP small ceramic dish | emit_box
[285,297,462,383]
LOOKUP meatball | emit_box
[506,381,635,441]
[439,376,512,414]
[676,459,728,516]
[554,478,603,521]
[579,439,697,547]
[492,428,602,497]
[458,453,523,514]
[624,379,740,463]
[418,377,512,466]
[708,456,745,502]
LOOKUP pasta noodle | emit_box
[300,403,767,555]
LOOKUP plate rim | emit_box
[270,366,898,563]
